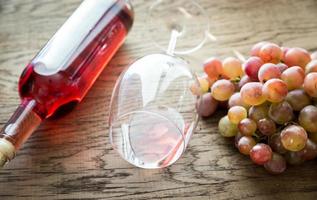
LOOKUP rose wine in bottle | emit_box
[0,0,134,167]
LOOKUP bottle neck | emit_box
[0,99,42,167]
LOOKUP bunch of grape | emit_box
[193,41,317,174]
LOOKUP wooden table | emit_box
[1,0,317,199]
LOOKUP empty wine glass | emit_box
[109,0,210,169]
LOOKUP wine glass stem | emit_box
[166,29,179,56]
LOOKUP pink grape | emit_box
[238,118,257,136]
[228,92,250,109]
[259,43,283,64]
[257,118,276,136]
[264,153,287,174]
[303,72,317,97]
[269,133,287,154]
[238,75,253,90]
[243,57,264,81]
[281,47,290,61]
[284,47,311,69]
[281,66,305,90]
[285,89,311,111]
[276,63,288,73]
[228,106,247,124]
[250,143,272,165]
[248,103,270,122]
[196,93,218,117]
[235,132,244,148]
[222,57,244,80]
[280,125,308,152]
[237,136,256,155]
[203,57,223,79]
[211,79,235,101]
[250,41,269,57]
[240,82,267,106]
[305,60,317,74]
[268,101,293,125]
[262,78,288,103]
[298,105,317,133]
[258,63,281,83]
[297,139,317,161]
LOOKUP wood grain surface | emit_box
[1,0,317,199]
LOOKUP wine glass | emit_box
[109,0,210,169]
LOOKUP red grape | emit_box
[257,118,276,136]
[196,93,218,117]
[238,118,257,136]
[305,60,317,74]
[244,57,264,81]
[297,139,317,161]
[203,57,223,79]
[269,133,287,154]
[250,143,272,165]
[285,89,311,111]
[264,153,287,174]
[311,51,317,60]
[258,63,281,83]
[262,78,288,103]
[248,103,270,122]
[237,136,256,155]
[276,63,288,73]
[259,43,283,64]
[303,72,317,97]
[281,66,305,90]
[240,82,267,106]
[284,47,311,69]
[250,41,269,57]
[299,105,317,133]
[268,101,293,125]
[238,75,253,90]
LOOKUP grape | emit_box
[258,63,281,83]
[262,78,288,103]
[268,101,293,125]
[228,92,250,109]
[196,93,218,117]
[250,143,272,165]
[285,89,311,111]
[285,151,304,165]
[222,57,244,80]
[238,118,257,136]
[248,103,270,122]
[280,125,308,152]
[240,82,267,106]
[243,57,264,81]
[228,106,247,124]
[250,41,269,57]
[297,139,317,161]
[309,132,317,144]
[238,75,253,90]
[269,133,287,154]
[281,66,305,90]
[276,63,288,73]
[281,47,290,61]
[264,153,287,174]
[237,136,256,155]
[284,47,311,69]
[259,43,283,64]
[211,79,235,101]
[299,105,317,133]
[257,118,276,136]
[190,77,210,95]
[303,72,317,97]
[235,132,243,148]
[218,116,238,137]
[311,51,317,60]
[218,100,229,109]
[203,57,223,79]
[305,60,317,74]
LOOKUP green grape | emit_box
[259,43,283,64]
[248,103,270,122]
[240,82,267,106]
[268,133,287,154]
[285,89,311,111]
[250,143,273,165]
[264,153,287,174]
[222,57,244,80]
[257,118,276,136]
[238,118,257,136]
[303,72,317,97]
[262,78,288,103]
[228,106,247,124]
[268,101,293,125]
[196,93,218,117]
[284,47,311,69]
[228,92,250,109]
[203,57,223,79]
[237,136,256,155]
[280,125,307,152]
[218,116,238,137]
[299,105,317,133]
[258,63,281,83]
[211,79,235,101]
[281,66,305,90]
